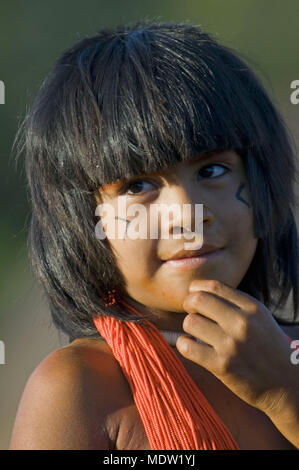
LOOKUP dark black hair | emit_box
[14,20,299,341]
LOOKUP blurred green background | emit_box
[1,0,298,450]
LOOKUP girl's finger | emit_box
[176,335,217,370]
[183,289,245,333]
[183,313,225,347]
[189,280,257,312]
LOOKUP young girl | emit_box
[9,21,299,450]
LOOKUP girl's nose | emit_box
[159,185,214,238]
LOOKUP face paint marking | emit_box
[236,183,251,208]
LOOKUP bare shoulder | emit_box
[9,339,124,450]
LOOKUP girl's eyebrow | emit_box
[185,150,219,165]
[189,149,237,162]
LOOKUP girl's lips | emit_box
[162,248,224,270]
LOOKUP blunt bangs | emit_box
[33,22,277,192]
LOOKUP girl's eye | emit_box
[121,164,229,195]
[122,180,156,195]
[197,164,229,179]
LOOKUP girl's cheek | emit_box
[218,188,255,239]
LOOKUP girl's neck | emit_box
[121,295,203,347]
[123,295,187,333]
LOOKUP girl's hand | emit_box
[176,279,299,417]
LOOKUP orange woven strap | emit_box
[93,303,239,450]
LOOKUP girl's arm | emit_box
[263,386,299,449]
[9,348,111,450]
[262,324,299,448]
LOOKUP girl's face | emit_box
[95,150,258,329]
